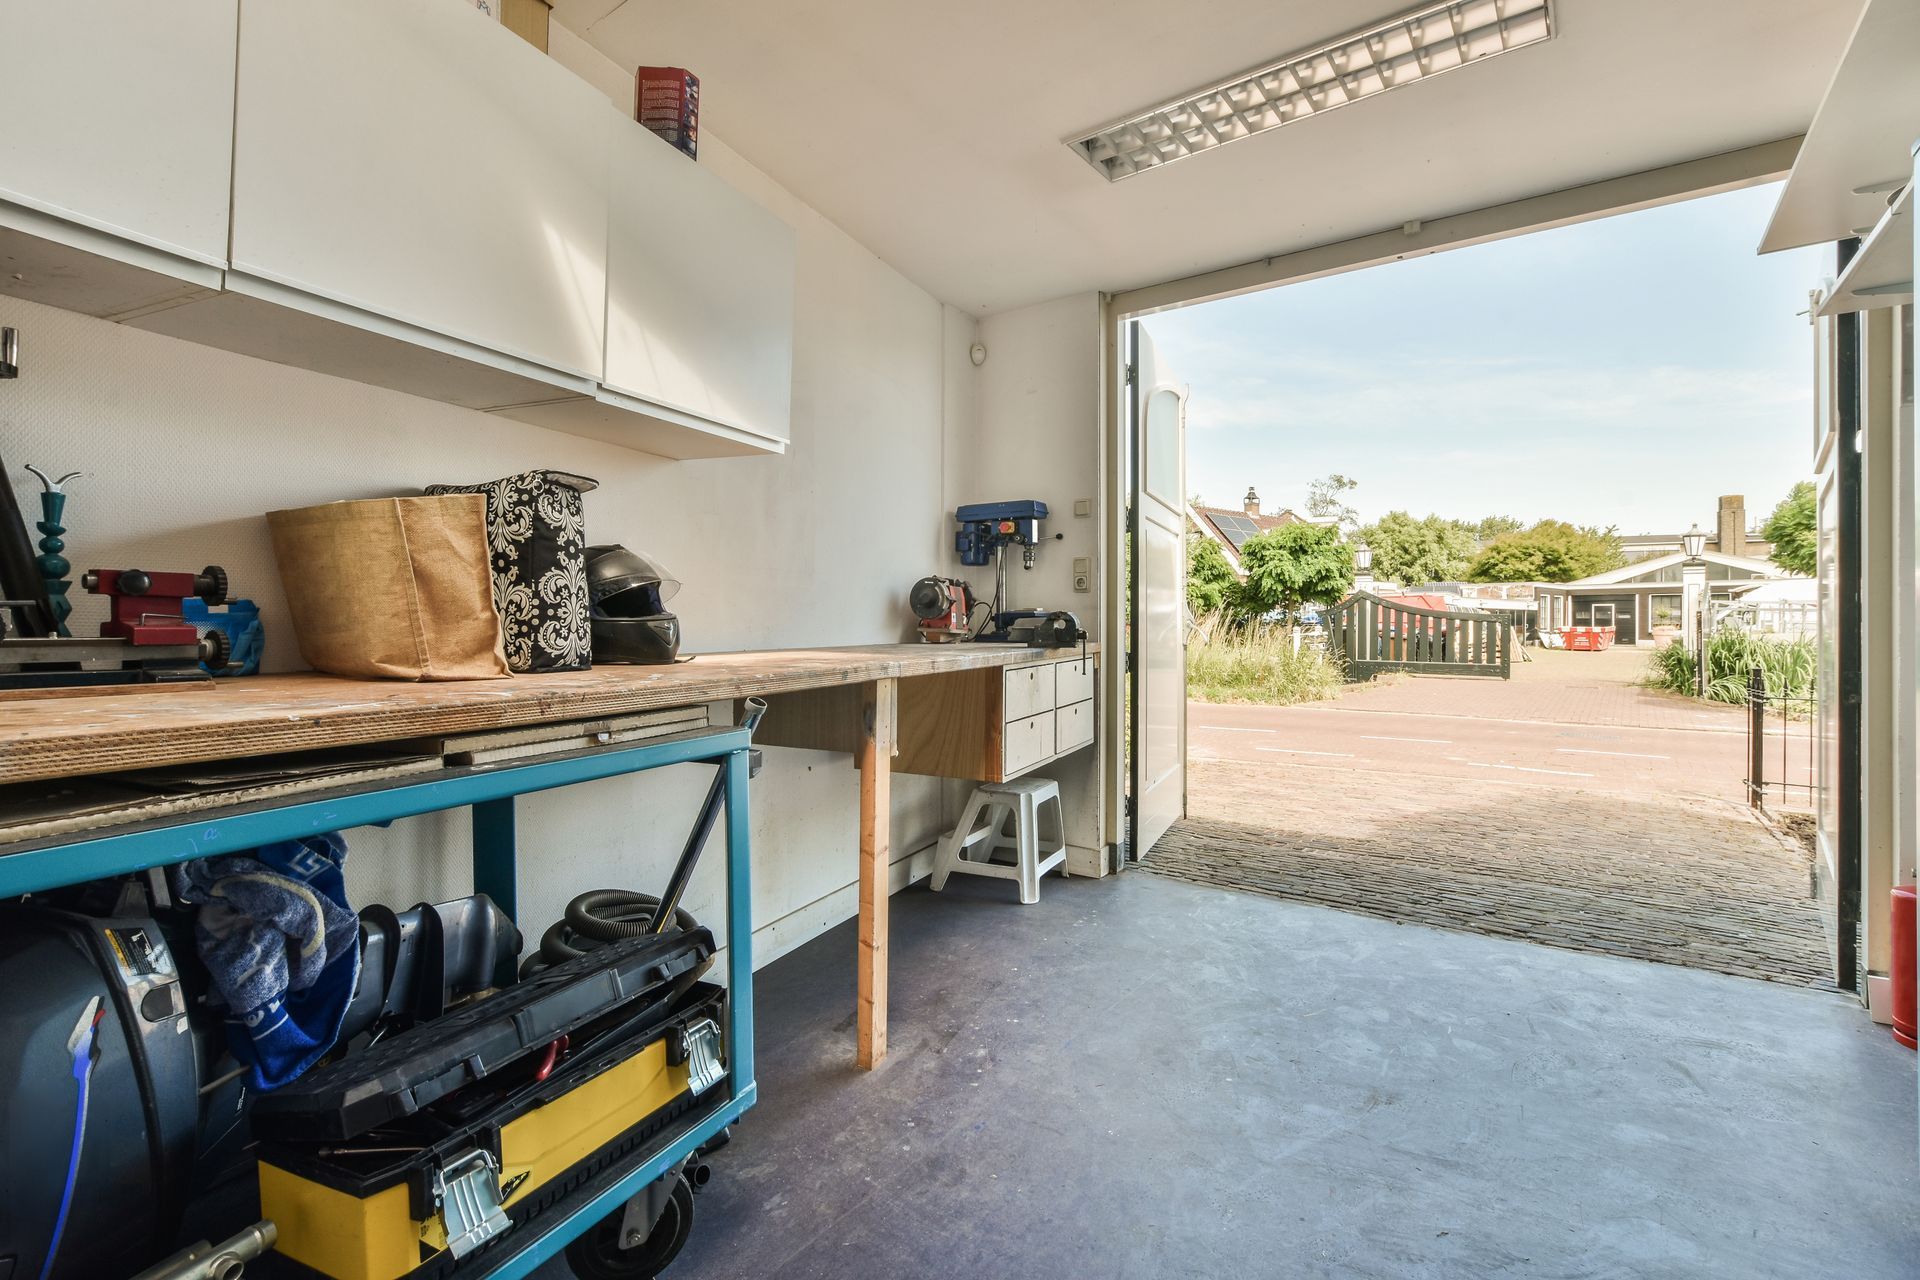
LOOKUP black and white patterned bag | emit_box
[424,470,596,672]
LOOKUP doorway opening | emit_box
[1118,179,1833,988]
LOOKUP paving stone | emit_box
[1150,757,1830,988]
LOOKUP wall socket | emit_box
[1072,556,1092,593]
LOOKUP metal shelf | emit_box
[1760,0,1920,256]
[1818,180,1914,317]
[5,719,759,1280]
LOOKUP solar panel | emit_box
[1211,513,1260,549]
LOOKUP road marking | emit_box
[1201,726,1277,734]
[1360,734,1452,745]
[1445,757,1594,778]
[1256,747,1355,758]
[1554,748,1670,760]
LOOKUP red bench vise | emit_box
[81,565,229,646]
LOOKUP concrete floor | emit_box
[549,874,1918,1279]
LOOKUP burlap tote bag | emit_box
[266,495,511,680]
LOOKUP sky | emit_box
[1147,182,1827,537]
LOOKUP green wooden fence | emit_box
[1326,591,1512,681]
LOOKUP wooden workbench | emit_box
[0,642,1097,1069]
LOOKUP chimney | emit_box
[1716,495,1745,559]
[1243,486,1260,517]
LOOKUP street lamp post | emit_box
[1352,540,1374,597]
[1680,523,1708,692]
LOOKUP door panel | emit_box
[1131,323,1186,857]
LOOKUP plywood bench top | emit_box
[0,642,1097,786]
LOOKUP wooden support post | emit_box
[856,677,896,1069]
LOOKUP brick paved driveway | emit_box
[1152,653,1831,986]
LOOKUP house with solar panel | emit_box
[1188,487,1337,577]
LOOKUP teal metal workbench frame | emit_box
[0,723,758,1280]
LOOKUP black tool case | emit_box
[251,930,728,1280]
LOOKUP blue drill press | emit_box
[954,500,1051,641]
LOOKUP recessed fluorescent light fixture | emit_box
[1068,0,1553,181]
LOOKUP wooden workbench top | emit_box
[0,643,1097,786]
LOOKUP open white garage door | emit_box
[1129,321,1187,858]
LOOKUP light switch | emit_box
[1073,498,1093,517]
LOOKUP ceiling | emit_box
[557,0,1862,315]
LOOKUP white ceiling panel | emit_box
[559,0,1858,313]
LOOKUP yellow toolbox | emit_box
[251,933,726,1280]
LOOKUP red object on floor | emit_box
[1561,626,1616,652]
[1893,885,1916,1050]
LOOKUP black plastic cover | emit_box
[0,911,200,1280]
[251,928,714,1143]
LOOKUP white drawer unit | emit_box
[1002,710,1056,779]
[996,656,1097,781]
[797,650,1103,785]
[1003,663,1056,722]
[1054,699,1095,756]
[1055,657,1095,707]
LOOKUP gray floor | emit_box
[550,873,1918,1279]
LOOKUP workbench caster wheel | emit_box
[565,1170,694,1280]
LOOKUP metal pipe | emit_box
[647,699,766,933]
[0,327,17,378]
[129,1221,276,1280]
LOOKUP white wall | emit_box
[946,292,1104,632]
[944,292,1108,861]
[0,85,959,968]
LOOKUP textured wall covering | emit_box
[0,153,956,963]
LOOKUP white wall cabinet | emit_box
[228,0,608,384]
[0,0,236,313]
[604,115,795,447]
[0,0,797,460]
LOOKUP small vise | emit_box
[82,565,229,646]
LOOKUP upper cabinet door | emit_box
[0,0,237,267]
[231,0,608,381]
[605,118,795,445]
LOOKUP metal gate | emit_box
[1326,591,1512,680]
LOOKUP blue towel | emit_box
[171,832,360,1091]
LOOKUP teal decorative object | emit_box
[24,465,81,638]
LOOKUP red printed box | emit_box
[635,66,698,160]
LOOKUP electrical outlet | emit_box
[1072,557,1092,593]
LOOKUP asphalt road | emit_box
[1187,698,1784,803]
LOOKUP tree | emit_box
[1187,535,1240,615]
[1238,522,1354,617]
[1354,511,1477,586]
[1305,473,1360,529]
[1761,481,1816,576]
[1471,514,1524,544]
[1467,520,1625,583]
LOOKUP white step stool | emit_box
[930,777,1067,904]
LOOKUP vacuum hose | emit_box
[568,889,697,940]
[522,890,699,977]
[521,700,764,979]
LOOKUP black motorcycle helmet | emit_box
[586,544,682,664]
